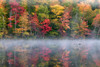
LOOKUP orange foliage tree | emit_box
[77,2,92,15]
[71,20,91,38]
[59,7,72,36]
[92,14,100,36]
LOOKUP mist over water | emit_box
[0,39,100,67]
[0,0,100,67]
[0,39,100,47]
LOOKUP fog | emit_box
[0,39,100,67]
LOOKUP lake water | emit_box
[0,39,100,67]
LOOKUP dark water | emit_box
[0,39,100,67]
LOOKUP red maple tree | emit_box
[40,19,52,36]
[8,0,25,28]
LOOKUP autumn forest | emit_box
[0,0,100,39]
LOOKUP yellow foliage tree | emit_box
[0,0,7,38]
[14,12,31,36]
[50,5,64,18]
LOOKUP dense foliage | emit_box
[0,0,100,38]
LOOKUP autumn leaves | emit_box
[0,0,100,38]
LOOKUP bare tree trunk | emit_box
[9,10,12,37]
[93,26,96,38]
[2,15,5,32]
[2,15,5,38]
[97,27,100,37]
[10,10,12,26]
[15,12,17,35]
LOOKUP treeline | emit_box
[0,0,100,39]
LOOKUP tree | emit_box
[83,9,95,29]
[40,19,52,36]
[79,21,91,37]
[60,9,71,30]
[59,7,72,36]
[8,0,25,35]
[71,20,91,38]
[77,2,94,33]
[37,5,50,21]
[92,14,100,37]
[30,13,40,36]
[14,12,30,37]
[0,0,7,38]
[50,5,64,19]
[77,2,92,15]
[50,5,65,37]
[61,8,72,28]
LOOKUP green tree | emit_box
[0,1,7,38]
[37,5,50,22]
